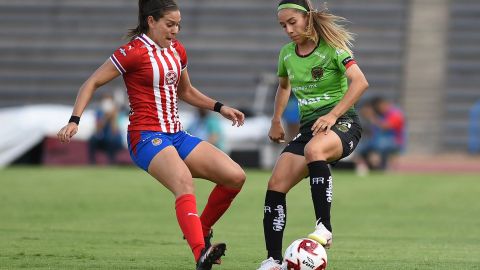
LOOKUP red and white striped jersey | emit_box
[110,33,187,133]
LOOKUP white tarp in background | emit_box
[0,105,271,168]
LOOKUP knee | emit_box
[304,145,327,163]
[267,175,289,193]
[228,168,246,189]
[175,171,195,196]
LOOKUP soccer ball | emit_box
[283,238,328,270]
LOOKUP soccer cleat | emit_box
[196,243,226,270]
[204,229,213,250]
[204,230,222,265]
[256,257,286,270]
[307,220,333,248]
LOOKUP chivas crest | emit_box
[311,66,323,80]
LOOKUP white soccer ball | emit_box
[283,238,328,270]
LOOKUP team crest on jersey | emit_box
[311,66,324,81]
[151,138,162,146]
[165,70,178,85]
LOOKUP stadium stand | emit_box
[445,0,480,151]
[0,0,408,109]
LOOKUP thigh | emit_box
[148,146,194,196]
[304,131,344,163]
[268,152,308,193]
[184,141,244,187]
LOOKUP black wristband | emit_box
[69,115,80,125]
[213,101,224,113]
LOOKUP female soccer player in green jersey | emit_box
[258,0,369,269]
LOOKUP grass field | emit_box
[0,167,479,269]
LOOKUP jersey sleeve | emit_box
[173,40,188,70]
[334,48,356,74]
[277,47,288,77]
[110,43,140,75]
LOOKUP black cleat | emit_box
[196,243,226,270]
[204,229,213,250]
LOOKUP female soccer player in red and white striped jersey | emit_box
[57,1,245,269]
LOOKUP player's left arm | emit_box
[177,68,244,127]
[311,64,369,135]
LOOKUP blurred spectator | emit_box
[88,94,124,164]
[355,97,405,173]
[469,100,480,154]
[282,94,300,142]
[187,107,225,151]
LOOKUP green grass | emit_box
[0,167,479,269]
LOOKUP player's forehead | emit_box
[277,9,303,23]
[162,10,181,23]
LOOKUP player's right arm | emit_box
[269,76,291,143]
[57,60,121,143]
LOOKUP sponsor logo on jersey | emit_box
[311,66,324,81]
[297,94,331,106]
[314,52,326,59]
[287,69,294,80]
[165,70,178,85]
[292,83,318,93]
[151,138,162,146]
[119,48,127,56]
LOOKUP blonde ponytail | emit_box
[302,1,354,55]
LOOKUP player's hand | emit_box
[220,106,245,127]
[57,123,78,143]
[268,120,286,143]
[312,113,338,136]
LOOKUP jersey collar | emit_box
[138,33,171,50]
[295,39,321,58]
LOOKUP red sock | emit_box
[175,194,205,261]
[200,185,241,236]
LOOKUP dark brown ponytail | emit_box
[127,0,179,39]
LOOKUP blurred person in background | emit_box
[355,96,405,172]
[281,94,300,142]
[258,0,369,269]
[88,94,124,165]
[57,0,246,269]
[187,107,225,151]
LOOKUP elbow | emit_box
[363,78,369,90]
[361,78,369,92]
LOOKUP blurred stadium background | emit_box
[1,1,480,269]
[1,0,480,169]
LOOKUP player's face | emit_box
[148,10,181,48]
[278,9,308,44]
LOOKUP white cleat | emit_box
[307,220,333,248]
[257,257,286,270]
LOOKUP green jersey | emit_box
[277,40,357,128]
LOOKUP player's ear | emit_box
[147,15,156,28]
